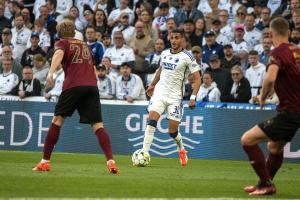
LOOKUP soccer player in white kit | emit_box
[142,29,201,166]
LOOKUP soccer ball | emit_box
[132,149,150,167]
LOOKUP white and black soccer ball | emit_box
[132,149,150,167]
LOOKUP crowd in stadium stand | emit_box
[0,0,297,105]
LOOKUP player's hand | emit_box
[259,98,266,110]
[189,99,196,109]
[146,85,155,97]
[46,72,54,88]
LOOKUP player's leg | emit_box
[92,122,119,174]
[266,140,286,180]
[142,110,160,152]
[32,116,65,171]
[168,119,188,166]
[142,97,164,152]
[241,125,275,195]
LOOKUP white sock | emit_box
[142,125,156,152]
[41,159,50,163]
[173,132,184,150]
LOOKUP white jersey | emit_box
[108,7,135,25]
[26,29,51,49]
[103,44,135,66]
[116,74,146,100]
[11,26,32,60]
[0,71,19,94]
[97,75,116,99]
[56,0,73,17]
[244,28,262,50]
[245,63,266,97]
[111,25,135,44]
[33,0,46,19]
[153,49,200,100]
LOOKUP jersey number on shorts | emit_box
[70,44,90,64]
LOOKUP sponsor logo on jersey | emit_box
[162,62,176,70]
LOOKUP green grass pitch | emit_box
[0,150,300,199]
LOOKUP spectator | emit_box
[116,62,146,102]
[21,32,46,68]
[0,2,10,35]
[174,0,204,28]
[244,14,262,50]
[291,8,300,30]
[207,54,232,95]
[0,28,13,55]
[85,25,105,66]
[231,24,249,70]
[0,59,19,95]
[11,66,41,98]
[94,0,108,15]
[255,7,271,31]
[103,31,135,78]
[152,3,171,35]
[253,27,271,54]
[205,0,221,29]
[93,9,108,35]
[191,45,209,75]
[74,0,95,28]
[44,68,64,102]
[221,43,241,69]
[259,37,272,65]
[267,0,282,16]
[96,64,115,99]
[245,50,266,98]
[202,30,224,64]
[101,56,118,80]
[154,0,176,17]
[69,6,84,31]
[111,12,135,44]
[211,19,231,46]
[140,9,158,41]
[197,0,211,15]
[145,38,165,87]
[223,0,241,24]
[183,73,194,100]
[11,13,32,61]
[33,0,46,19]
[0,45,22,80]
[7,0,22,25]
[32,54,49,89]
[56,0,73,20]
[128,21,154,81]
[183,19,195,44]
[161,17,177,48]
[46,0,60,20]
[83,5,94,29]
[221,65,251,103]
[63,15,84,41]
[29,19,51,53]
[196,71,221,102]
[21,8,33,29]
[101,33,112,49]
[107,0,134,28]
[39,5,57,44]
[219,9,234,42]
[192,17,206,47]
[231,5,247,29]
[274,0,300,21]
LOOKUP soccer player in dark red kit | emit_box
[241,17,300,195]
[32,19,119,174]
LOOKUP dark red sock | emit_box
[266,151,283,179]
[243,144,271,182]
[43,123,61,160]
[95,128,113,161]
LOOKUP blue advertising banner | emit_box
[0,99,299,162]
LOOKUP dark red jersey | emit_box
[268,43,300,113]
[54,38,97,91]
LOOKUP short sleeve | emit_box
[267,50,282,70]
[188,58,200,74]
[54,40,67,52]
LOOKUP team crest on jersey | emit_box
[175,58,179,63]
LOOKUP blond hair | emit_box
[56,19,75,38]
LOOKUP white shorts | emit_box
[148,96,183,122]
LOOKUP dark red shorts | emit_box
[55,86,102,124]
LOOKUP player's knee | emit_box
[169,131,178,139]
[268,142,284,155]
[241,132,251,146]
[147,119,157,128]
[52,116,64,126]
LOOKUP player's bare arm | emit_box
[146,66,162,97]
[189,71,201,109]
[47,49,64,87]
[260,64,279,109]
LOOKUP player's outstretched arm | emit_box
[260,64,279,109]
[189,71,201,109]
[47,49,64,88]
